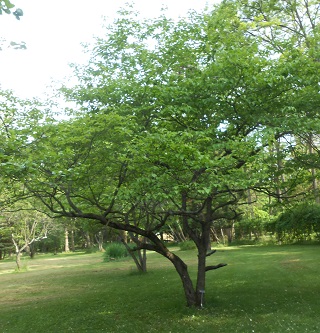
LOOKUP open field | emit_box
[0,245,319,333]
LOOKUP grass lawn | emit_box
[0,245,319,333]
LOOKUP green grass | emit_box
[0,245,320,332]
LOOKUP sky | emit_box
[0,0,218,100]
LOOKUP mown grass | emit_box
[0,245,319,333]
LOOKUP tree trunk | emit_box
[121,236,147,272]
[120,230,127,243]
[64,228,70,252]
[168,252,197,307]
[225,225,234,244]
[196,250,207,307]
[210,227,221,243]
[103,208,227,308]
[29,243,36,258]
[85,231,91,248]
[195,197,213,307]
[95,231,104,252]
[141,248,147,272]
[15,251,21,271]
[220,228,226,245]
[70,230,75,252]
[308,134,320,203]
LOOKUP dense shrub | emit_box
[103,242,129,261]
[179,240,196,251]
[234,208,270,241]
[234,218,267,240]
[270,204,320,242]
[85,245,101,254]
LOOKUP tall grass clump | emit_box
[103,242,128,261]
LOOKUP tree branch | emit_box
[205,263,227,272]
[206,250,216,257]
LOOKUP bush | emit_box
[85,245,100,254]
[271,203,320,243]
[234,208,270,241]
[234,218,267,240]
[179,240,196,251]
[103,242,128,261]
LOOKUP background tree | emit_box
[1,204,51,270]
[237,0,320,203]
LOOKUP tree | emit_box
[0,204,51,270]
[5,2,320,307]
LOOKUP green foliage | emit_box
[179,240,197,251]
[39,237,60,254]
[8,1,320,227]
[85,245,101,254]
[0,0,14,15]
[0,219,13,259]
[270,204,320,242]
[235,217,270,241]
[103,242,129,260]
[0,0,23,20]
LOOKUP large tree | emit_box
[5,1,320,307]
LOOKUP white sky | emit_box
[0,0,218,100]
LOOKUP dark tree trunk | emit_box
[196,249,207,307]
[195,197,213,307]
[29,243,36,259]
[135,239,147,272]
[180,191,206,307]
[168,251,197,307]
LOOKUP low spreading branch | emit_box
[206,250,216,257]
[205,263,227,272]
